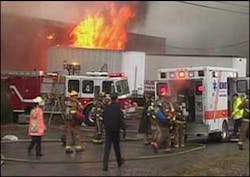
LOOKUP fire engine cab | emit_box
[156,66,249,142]
[65,71,137,126]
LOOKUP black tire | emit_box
[208,121,229,143]
[220,121,229,142]
[82,104,95,126]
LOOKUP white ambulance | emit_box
[156,66,249,142]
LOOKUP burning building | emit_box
[1,2,165,71]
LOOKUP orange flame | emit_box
[70,3,135,50]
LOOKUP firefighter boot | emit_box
[238,142,244,150]
[75,145,84,152]
[164,148,172,153]
[65,145,74,153]
[151,142,159,153]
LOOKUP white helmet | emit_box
[33,96,45,106]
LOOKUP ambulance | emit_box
[156,66,249,142]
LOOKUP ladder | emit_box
[47,93,66,126]
[43,76,66,126]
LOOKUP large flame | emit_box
[70,3,135,50]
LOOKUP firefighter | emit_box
[28,96,46,156]
[138,93,154,145]
[147,96,158,146]
[151,93,173,153]
[172,99,186,148]
[91,92,106,144]
[231,93,244,139]
[65,90,84,153]
[238,94,249,150]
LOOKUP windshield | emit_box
[116,79,130,96]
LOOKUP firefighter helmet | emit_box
[70,90,78,97]
[99,92,106,97]
[33,96,45,106]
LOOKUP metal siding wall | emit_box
[47,47,122,74]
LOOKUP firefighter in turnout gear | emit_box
[151,93,174,153]
[65,90,84,153]
[138,93,154,145]
[238,95,249,150]
[172,96,187,148]
[91,92,107,144]
[147,99,158,145]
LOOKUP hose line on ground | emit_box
[1,140,205,164]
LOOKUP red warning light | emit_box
[197,85,203,92]
[108,72,125,77]
[160,87,167,94]
[157,83,168,96]
[195,81,203,95]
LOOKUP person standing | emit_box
[238,95,249,150]
[65,90,84,153]
[151,93,173,153]
[173,101,186,148]
[28,96,46,157]
[231,93,244,138]
[91,92,106,144]
[102,93,126,171]
[138,93,153,145]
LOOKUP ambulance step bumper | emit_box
[186,122,209,138]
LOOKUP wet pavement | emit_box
[1,117,249,176]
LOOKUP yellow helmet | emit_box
[70,90,78,97]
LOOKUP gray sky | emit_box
[1,1,249,68]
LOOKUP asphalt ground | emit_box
[1,117,249,176]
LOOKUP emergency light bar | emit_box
[188,71,195,77]
[86,72,108,76]
[169,72,176,78]
[108,72,125,77]
[178,71,186,78]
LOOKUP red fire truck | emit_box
[1,70,137,125]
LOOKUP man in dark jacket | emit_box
[102,93,126,171]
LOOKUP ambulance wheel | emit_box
[209,121,229,142]
[82,105,95,127]
[218,121,229,142]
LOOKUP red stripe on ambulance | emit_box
[205,109,228,119]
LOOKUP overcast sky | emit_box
[1,1,249,65]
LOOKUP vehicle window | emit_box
[68,80,79,93]
[102,81,114,94]
[236,80,247,93]
[156,83,168,96]
[116,80,130,96]
[82,80,94,93]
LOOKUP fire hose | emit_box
[1,138,205,164]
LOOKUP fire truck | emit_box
[64,71,137,126]
[155,66,249,142]
[1,70,137,125]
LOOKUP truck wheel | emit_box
[82,105,95,127]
